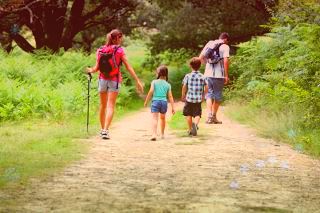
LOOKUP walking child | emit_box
[181,57,208,136]
[144,65,175,141]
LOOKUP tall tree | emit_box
[148,0,277,54]
[0,0,139,53]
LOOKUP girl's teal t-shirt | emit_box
[152,79,171,101]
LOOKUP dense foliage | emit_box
[148,0,275,54]
[229,0,320,154]
[0,50,135,121]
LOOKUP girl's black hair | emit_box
[156,65,168,81]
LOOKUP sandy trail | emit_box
[1,103,320,212]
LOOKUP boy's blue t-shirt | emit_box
[152,79,171,101]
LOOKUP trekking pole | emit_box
[86,72,92,133]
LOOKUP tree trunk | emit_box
[11,33,35,53]
[60,0,85,50]
[44,1,67,51]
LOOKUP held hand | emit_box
[86,67,92,74]
[202,95,205,102]
[181,96,186,102]
[85,67,93,80]
[172,108,175,115]
[136,81,144,94]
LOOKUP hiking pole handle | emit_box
[87,72,92,82]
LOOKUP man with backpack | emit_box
[199,32,230,124]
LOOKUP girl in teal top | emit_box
[144,65,175,141]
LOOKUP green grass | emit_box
[125,40,148,70]
[0,38,147,190]
[225,101,320,157]
[0,99,144,190]
[0,117,89,189]
[168,110,188,131]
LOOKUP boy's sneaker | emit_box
[150,134,157,141]
[100,129,110,140]
[191,122,197,136]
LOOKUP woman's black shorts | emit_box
[183,102,202,117]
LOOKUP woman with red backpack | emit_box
[87,29,144,139]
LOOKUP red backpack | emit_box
[98,45,121,79]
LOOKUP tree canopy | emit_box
[0,0,281,54]
[0,0,139,53]
[148,0,277,54]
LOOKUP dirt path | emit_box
[1,103,320,212]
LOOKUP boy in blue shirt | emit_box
[181,57,208,136]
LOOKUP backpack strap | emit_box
[112,45,121,69]
[112,45,121,89]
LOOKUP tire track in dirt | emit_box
[1,103,319,212]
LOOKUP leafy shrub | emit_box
[229,22,320,153]
[142,48,195,98]
[0,49,135,121]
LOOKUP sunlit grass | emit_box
[0,39,147,190]
[225,101,320,157]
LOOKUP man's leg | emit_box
[212,100,222,124]
[206,77,215,123]
[211,78,224,124]
[206,98,213,122]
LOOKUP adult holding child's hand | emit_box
[87,29,144,140]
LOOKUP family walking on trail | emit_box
[87,29,230,141]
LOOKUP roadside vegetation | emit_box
[227,1,320,156]
[0,41,147,189]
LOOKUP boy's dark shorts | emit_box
[183,102,202,117]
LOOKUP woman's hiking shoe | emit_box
[191,122,197,136]
[100,129,110,140]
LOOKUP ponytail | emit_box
[106,29,123,46]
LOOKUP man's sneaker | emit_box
[101,129,110,140]
[187,130,193,136]
[191,122,197,136]
[212,115,222,124]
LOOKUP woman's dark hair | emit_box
[156,65,168,81]
[106,29,123,46]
